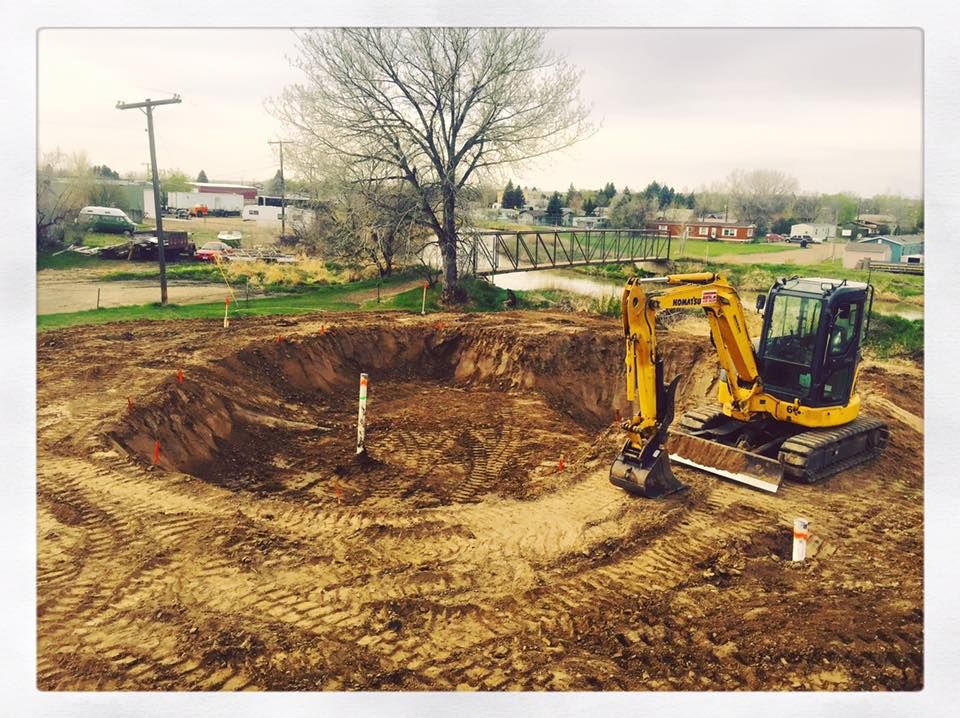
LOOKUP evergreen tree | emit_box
[603,182,616,200]
[583,197,596,217]
[197,170,209,183]
[92,165,120,180]
[546,192,564,225]
[513,186,526,210]
[502,180,515,208]
[565,183,577,205]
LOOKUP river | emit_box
[490,269,923,320]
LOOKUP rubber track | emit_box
[778,415,889,484]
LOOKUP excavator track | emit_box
[778,415,889,484]
[675,408,888,487]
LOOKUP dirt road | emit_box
[37,312,923,690]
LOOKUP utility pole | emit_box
[117,95,181,305]
[268,140,291,239]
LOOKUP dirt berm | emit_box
[37,311,923,690]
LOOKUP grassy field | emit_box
[670,238,794,258]
[37,251,114,271]
[578,257,923,302]
[36,278,395,331]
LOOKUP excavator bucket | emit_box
[666,430,783,493]
[610,441,686,498]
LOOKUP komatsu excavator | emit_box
[610,272,888,497]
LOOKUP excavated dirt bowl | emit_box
[108,320,717,506]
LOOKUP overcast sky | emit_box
[37,28,922,197]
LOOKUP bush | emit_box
[864,313,923,359]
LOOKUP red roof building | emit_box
[189,182,258,201]
[646,219,756,242]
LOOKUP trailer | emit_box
[167,191,244,215]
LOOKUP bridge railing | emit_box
[460,228,671,275]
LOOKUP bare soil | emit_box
[36,311,923,691]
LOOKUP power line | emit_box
[117,94,182,305]
[267,139,292,238]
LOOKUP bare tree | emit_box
[726,169,799,234]
[327,178,427,277]
[272,28,592,301]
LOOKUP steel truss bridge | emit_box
[459,228,671,276]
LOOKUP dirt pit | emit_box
[37,312,924,691]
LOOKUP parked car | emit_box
[176,208,190,220]
[786,235,812,248]
[194,241,235,262]
[76,206,137,235]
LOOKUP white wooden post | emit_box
[356,373,368,455]
[792,518,810,562]
[421,281,428,315]
[223,295,230,329]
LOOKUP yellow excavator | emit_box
[610,272,888,497]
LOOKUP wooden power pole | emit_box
[268,140,291,240]
[117,95,182,305]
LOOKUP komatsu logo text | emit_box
[672,298,701,306]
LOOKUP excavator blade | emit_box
[666,430,783,493]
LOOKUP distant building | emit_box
[854,214,898,236]
[189,181,258,202]
[646,219,756,242]
[856,234,924,264]
[843,242,891,269]
[790,223,836,242]
[572,215,607,229]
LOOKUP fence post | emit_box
[792,518,810,561]
[356,373,369,455]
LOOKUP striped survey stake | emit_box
[356,373,369,455]
[792,517,810,562]
[223,295,230,329]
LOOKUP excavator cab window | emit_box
[822,301,863,403]
[758,293,823,399]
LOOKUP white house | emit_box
[572,215,607,229]
[790,223,836,242]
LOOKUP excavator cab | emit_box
[757,277,872,409]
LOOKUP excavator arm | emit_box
[622,272,762,427]
[611,272,772,497]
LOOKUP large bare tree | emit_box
[272,28,592,301]
[726,169,799,234]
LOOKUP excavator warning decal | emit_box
[701,290,718,305]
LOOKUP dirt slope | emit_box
[36,311,923,690]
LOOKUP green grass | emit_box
[371,277,524,313]
[37,251,113,271]
[101,264,223,282]
[671,238,794,258]
[578,257,923,301]
[36,274,423,331]
[864,314,924,359]
[80,231,133,248]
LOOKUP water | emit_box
[491,269,623,300]
[491,269,923,320]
